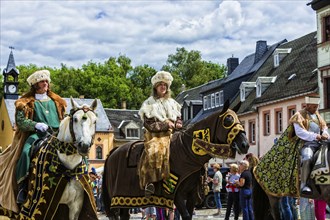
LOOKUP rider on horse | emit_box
[289,96,329,194]
[138,71,182,197]
[0,70,66,212]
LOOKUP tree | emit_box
[128,65,156,109]
[162,47,227,96]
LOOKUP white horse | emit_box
[57,97,98,220]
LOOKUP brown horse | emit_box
[251,139,330,220]
[102,100,250,220]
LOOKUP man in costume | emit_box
[138,71,182,197]
[0,70,66,212]
[289,96,329,194]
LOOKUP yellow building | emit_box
[0,98,16,151]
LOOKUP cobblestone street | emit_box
[97,208,242,220]
[97,208,330,220]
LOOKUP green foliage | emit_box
[162,47,226,96]
[2,49,225,109]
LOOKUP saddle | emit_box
[30,131,52,159]
[310,143,330,185]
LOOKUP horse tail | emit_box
[102,147,118,218]
[252,167,273,220]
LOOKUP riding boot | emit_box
[300,160,312,194]
[17,179,28,205]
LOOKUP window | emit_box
[263,111,270,136]
[323,15,330,42]
[248,120,256,144]
[274,54,280,67]
[240,87,246,102]
[275,108,283,134]
[207,95,211,109]
[127,128,139,138]
[96,145,103,159]
[326,78,330,109]
[211,94,215,108]
[215,92,220,107]
[219,90,224,106]
[203,96,207,110]
[287,105,296,119]
[256,82,262,98]
[183,107,188,121]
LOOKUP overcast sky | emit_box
[0,0,316,71]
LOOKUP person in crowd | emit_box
[235,160,254,220]
[314,199,327,220]
[208,163,222,216]
[145,206,157,220]
[224,163,240,220]
[138,71,182,197]
[298,197,315,220]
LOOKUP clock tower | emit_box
[3,47,19,99]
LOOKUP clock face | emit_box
[8,85,17,93]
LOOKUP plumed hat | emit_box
[151,71,173,88]
[27,70,51,86]
[305,96,320,105]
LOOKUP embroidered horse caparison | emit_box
[102,100,250,220]
[0,97,99,220]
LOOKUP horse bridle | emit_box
[69,106,96,146]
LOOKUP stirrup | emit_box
[145,183,155,198]
[301,185,312,194]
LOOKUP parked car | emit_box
[197,166,230,209]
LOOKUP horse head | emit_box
[57,97,98,156]
[215,100,249,155]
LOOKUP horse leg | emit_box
[60,180,84,220]
[174,194,191,220]
[119,208,130,220]
[186,192,197,218]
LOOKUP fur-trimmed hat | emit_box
[151,71,173,88]
[305,96,320,105]
[27,70,51,86]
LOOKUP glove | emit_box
[35,123,49,132]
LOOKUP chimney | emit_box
[227,57,239,75]
[254,40,267,64]
[121,100,126,110]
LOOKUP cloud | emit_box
[0,0,316,71]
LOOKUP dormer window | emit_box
[273,48,292,67]
[219,91,224,106]
[240,82,256,102]
[127,128,139,138]
[256,76,277,98]
[203,96,207,110]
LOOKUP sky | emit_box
[0,0,317,71]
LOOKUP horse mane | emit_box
[57,116,71,142]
